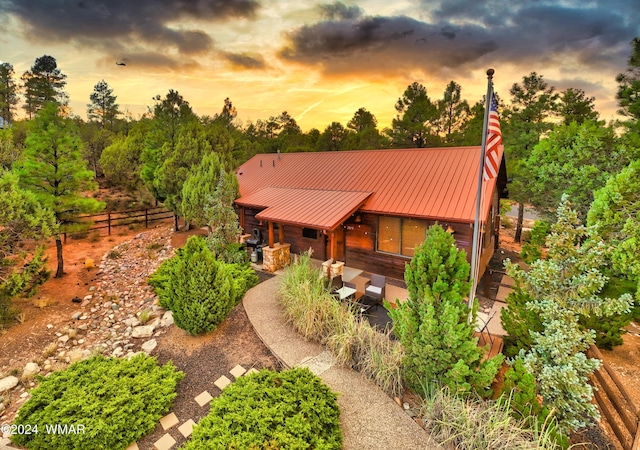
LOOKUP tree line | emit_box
[1,39,640,314]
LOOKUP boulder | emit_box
[141,339,157,353]
[0,376,19,393]
[23,362,40,377]
[131,325,154,338]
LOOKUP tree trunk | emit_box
[55,236,64,278]
[173,214,179,232]
[514,203,525,243]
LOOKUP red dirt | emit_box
[1,224,160,371]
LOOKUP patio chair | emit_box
[475,311,495,347]
[364,274,386,305]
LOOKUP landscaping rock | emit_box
[0,376,19,393]
[132,325,154,338]
[141,339,157,353]
[71,311,82,320]
[23,362,40,377]
[161,311,174,327]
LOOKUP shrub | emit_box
[520,220,550,264]
[11,354,183,450]
[389,225,502,397]
[148,236,257,335]
[184,368,342,450]
[278,253,404,396]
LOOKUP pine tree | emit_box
[506,196,632,433]
[181,152,223,228]
[21,55,68,119]
[15,103,103,277]
[0,169,56,303]
[388,224,502,396]
[0,62,20,124]
[87,80,120,130]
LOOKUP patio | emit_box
[305,257,511,357]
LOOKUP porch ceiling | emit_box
[236,186,372,231]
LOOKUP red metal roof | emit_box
[237,187,372,230]
[235,147,503,224]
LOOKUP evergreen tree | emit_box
[503,72,558,242]
[523,120,636,220]
[588,159,640,303]
[0,169,56,305]
[0,128,21,169]
[181,152,223,229]
[0,62,20,124]
[15,103,103,277]
[389,82,439,148]
[557,88,598,125]
[388,225,503,396]
[141,89,196,204]
[21,55,68,119]
[616,37,640,121]
[100,119,150,191]
[506,196,632,433]
[87,80,120,130]
[436,81,470,145]
[316,122,348,151]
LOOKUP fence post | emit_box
[107,212,111,235]
[145,208,149,228]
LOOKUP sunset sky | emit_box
[1,0,639,131]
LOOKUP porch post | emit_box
[328,230,335,260]
[239,207,245,230]
[268,221,274,248]
[279,222,285,244]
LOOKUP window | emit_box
[377,217,401,254]
[378,216,429,257]
[302,228,318,239]
[401,218,427,257]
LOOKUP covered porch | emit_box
[236,187,372,272]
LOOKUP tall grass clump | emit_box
[278,253,404,396]
[419,384,566,450]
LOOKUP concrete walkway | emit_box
[243,276,439,450]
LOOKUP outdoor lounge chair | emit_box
[364,274,386,305]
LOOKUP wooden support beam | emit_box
[239,207,245,230]
[279,222,284,244]
[268,221,274,248]
[329,231,335,260]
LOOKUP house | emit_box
[234,147,508,280]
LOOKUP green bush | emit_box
[183,368,342,450]
[520,220,550,264]
[278,253,404,396]
[389,225,502,397]
[12,354,183,450]
[149,236,257,335]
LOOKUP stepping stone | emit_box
[501,275,515,287]
[194,390,213,406]
[125,442,139,450]
[245,368,259,376]
[153,433,176,450]
[496,286,512,302]
[160,412,179,431]
[214,375,231,390]
[178,419,196,438]
[229,364,246,378]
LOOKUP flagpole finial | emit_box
[487,68,495,78]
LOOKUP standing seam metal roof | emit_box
[235,147,503,224]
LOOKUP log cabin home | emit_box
[234,147,508,280]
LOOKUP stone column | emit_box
[262,243,291,272]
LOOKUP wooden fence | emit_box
[587,345,640,450]
[63,206,174,241]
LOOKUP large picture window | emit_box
[377,216,428,257]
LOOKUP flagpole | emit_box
[468,68,495,322]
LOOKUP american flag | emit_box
[483,93,502,181]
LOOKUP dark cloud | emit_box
[220,51,267,69]
[279,0,639,83]
[1,0,260,66]
[319,2,363,20]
